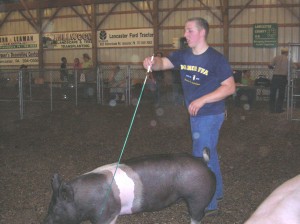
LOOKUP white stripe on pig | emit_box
[87,163,143,215]
[245,174,300,224]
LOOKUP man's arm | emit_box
[188,76,236,116]
[143,56,174,71]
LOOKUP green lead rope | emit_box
[99,73,149,217]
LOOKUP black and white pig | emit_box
[244,174,300,224]
[43,153,216,224]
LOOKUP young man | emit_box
[143,17,235,213]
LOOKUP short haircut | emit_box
[187,17,209,37]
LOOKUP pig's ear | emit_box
[52,173,62,196]
[59,183,74,202]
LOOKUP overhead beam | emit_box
[196,0,222,23]
[129,1,152,25]
[0,10,12,29]
[96,2,120,30]
[277,0,300,22]
[159,0,184,27]
[71,6,92,28]
[0,0,144,12]
[229,0,254,24]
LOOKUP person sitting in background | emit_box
[234,70,256,108]
[60,57,68,82]
[73,58,82,70]
[108,65,126,102]
[82,53,94,98]
[82,53,93,82]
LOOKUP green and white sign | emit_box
[98,28,154,48]
[253,23,278,48]
[0,34,39,50]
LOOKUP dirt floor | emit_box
[1,95,300,224]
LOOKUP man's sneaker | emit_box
[205,209,219,217]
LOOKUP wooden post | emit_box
[153,0,159,54]
[223,0,229,59]
[37,8,44,72]
[91,4,98,67]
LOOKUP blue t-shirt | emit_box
[167,47,232,116]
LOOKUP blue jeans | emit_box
[190,113,225,211]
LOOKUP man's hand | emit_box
[188,97,206,116]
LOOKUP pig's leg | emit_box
[191,218,201,224]
[186,198,205,224]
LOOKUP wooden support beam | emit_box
[18,10,39,31]
[70,6,92,28]
[159,0,184,27]
[222,0,229,59]
[42,7,62,32]
[153,0,159,53]
[129,2,153,25]
[196,0,222,22]
[0,10,12,29]
[91,3,98,67]
[80,0,93,24]
[146,0,153,19]
[96,2,120,30]
[20,0,38,25]
[277,0,300,22]
[37,8,44,71]
[229,0,254,24]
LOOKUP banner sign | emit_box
[253,23,278,48]
[98,28,154,48]
[0,34,39,50]
[43,32,92,49]
[0,51,39,66]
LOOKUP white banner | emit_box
[43,32,92,49]
[0,34,39,50]
[0,51,39,66]
[98,28,154,48]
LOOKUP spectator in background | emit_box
[108,65,126,102]
[82,53,92,69]
[152,52,165,106]
[73,58,82,70]
[234,70,256,108]
[60,57,68,82]
[82,53,94,98]
[73,58,82,83]
[268,48,289,113]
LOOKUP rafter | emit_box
[96,2,120,30]
[146,0,153,19]
[80,0,93,24]
[20,0,38,25]
[196,0,222,22]
[159,0,184,27]
[18,9,39,31]
[70,6,92,28]
[0,10,12,29]
[277,0,300,22]
[129,1,153,25]
[42,7,62,32]
[229,0,254,24]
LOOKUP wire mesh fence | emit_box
[1,66,284,120]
